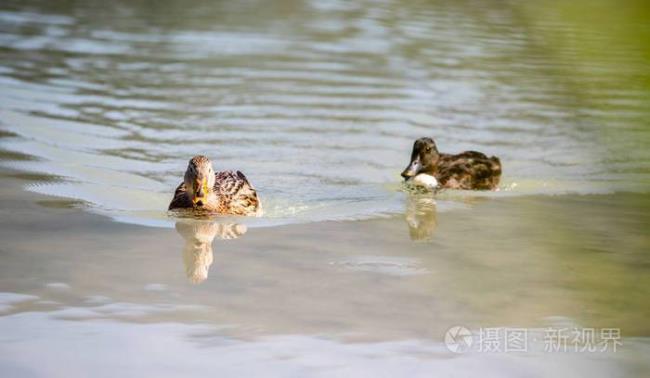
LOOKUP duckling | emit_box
[168,155,262,216]
[401,137,501,190]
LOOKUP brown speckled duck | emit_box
[169,155,262,216]
[401,137,502,190]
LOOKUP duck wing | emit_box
[168,181,192,210]
[437,151,502,190]
[214,170,262,216]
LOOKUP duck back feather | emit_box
[214,170,262,216]
[436,151,501,190]
[169,170,262,216]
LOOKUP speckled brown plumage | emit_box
[401,137,502,190]
[436,151,501,190]
[168,156,262,216]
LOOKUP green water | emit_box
[0,0,649,376]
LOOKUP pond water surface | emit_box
[0,0,649,377]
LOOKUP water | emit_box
[1,0,649,376]
[1,0,648,227]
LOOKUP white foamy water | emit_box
[0,0,649,228]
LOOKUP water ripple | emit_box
[0,0,648,227]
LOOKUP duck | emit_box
[168,155,262,216]
[401,137,501,190]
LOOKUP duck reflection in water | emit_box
[175,220,247,284]
[405,195,438,241]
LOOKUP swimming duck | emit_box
[168,155,262,216]
[401,137,502,190]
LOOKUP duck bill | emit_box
[192,178,208,206]
[401,158,422,179]
[192,195,206,206]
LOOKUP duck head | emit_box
[184,155,216,207]
[401,137,440,179]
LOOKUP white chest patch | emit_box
[410,174,439,189]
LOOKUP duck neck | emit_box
[419,164,437,176]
